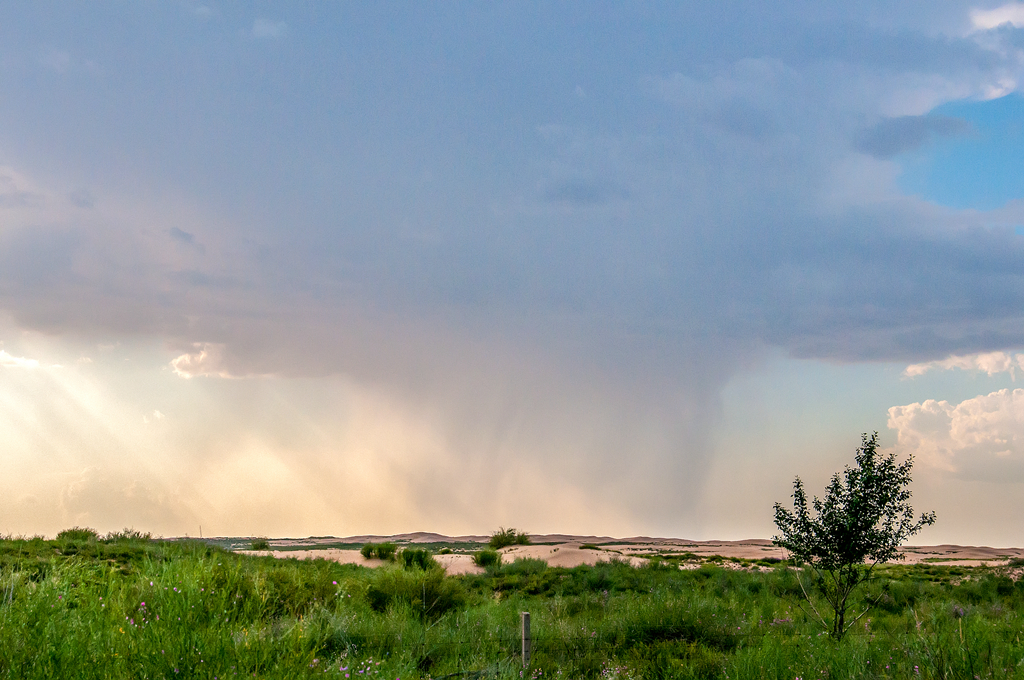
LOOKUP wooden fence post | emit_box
[521,611,531,667]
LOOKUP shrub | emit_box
[366,567,467,618]
[499,557,547,576]
[104,529,151,543]
[581,543,600,550]
[250,537,271,551]
[399,548,438,570]
[488,527,530,549]
[474,549,501,568]
[612,598,739,653]
[360,542,398,560]
[55,527,98,543]
[258,562,339,618]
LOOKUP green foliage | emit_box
[365,566,467,618]
[488,527,531,549]
[1,533,1024,678]
[360,541,398,560]
[773,432,937,640]
[473,548,501,568]
[55,527,98,543]
[399,548,438,570]
[249,536,270,551]
[103,528,151,543]
[499,557,548,577]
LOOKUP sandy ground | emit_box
[234,535,1024,574]
[500,544,647,568]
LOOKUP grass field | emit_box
[1,532,1023,679]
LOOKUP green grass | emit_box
[2,534,1024,678]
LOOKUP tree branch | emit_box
[794,566,829,631]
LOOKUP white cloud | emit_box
[250,19,287,39]
[170,343,234,379]
[971,3,1024,29]
[903,351,1024,377]
[888,388,1024,480]
[0,167,47,209]
[0,350,40,369]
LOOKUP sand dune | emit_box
[234,534,1024,573]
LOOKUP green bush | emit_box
[499,557,547,577]
[250,537,271,551]
[474,549,501,568]
[488,527,530,549]
[103,528,151,543]
[55,527,98,542]
[399,548,437,570]
[366,567,467,618]
[361,542,398,560]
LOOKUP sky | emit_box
[3,2,1024,544]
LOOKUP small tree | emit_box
[773,432,936,640]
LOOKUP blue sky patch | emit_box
[898,94,1024,210]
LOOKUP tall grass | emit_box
[1,535,1024,678]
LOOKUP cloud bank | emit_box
[904,351,1024,377]
[889,389,1024,481]
[1,3,1024,536]
[0,349,40,369]
[972,2,1024,30]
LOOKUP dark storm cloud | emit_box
[169,227,196,245]
[854,115,972,158]
[752,213,1024,361]
[1,2,1024,533]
